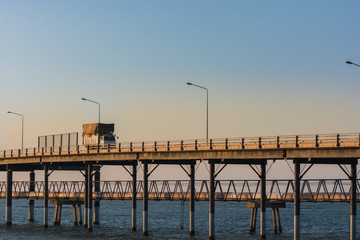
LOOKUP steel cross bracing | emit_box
[0,179,359,203]
[1,133,360,159]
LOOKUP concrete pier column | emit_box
[272,208,278,233]
[190,162,195,236]
[180,201,185,229]
[87,163,93,231]
[249,207,258,233]
[350,160,357,240]
[59,205,62,225]
[28,171,35,221]
[54,204,62,225]
[94,170,100,225]
[44,164,49,228]
[209,161,215,240]
[78,204,83,225]
[276,208,282,233]
[249,208,255,233]
[132,162,137,232]
[260,162,266,239]
[6,169,13,225]
[294,160,300,240]
[73,204,78,225]
[84,166,88,228]
[143,162,149,236]
[53,204,59,225]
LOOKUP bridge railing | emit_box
[1,133,360,158]
[0,179,359,202]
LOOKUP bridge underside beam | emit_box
[94,161,136,166]
[1,158,356,171]
[140,160,196,165]
[0,165,43,171]
[209,159,267,165]
[296,158,358,164]
[0,164,89,171]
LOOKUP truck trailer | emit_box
[82,123,116,147]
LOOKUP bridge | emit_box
[1,179,359,202]
[0,133,359,240]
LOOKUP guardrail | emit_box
[0,179,359,202]
[1,133,360,159]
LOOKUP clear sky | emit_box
[1,1,359,180]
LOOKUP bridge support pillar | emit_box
[53,204,58,225]
[260,162,266,239]
[44,164,49,228]
[28,170,35,221]
[94,169,100,225]
[209,161,215,240]
[190,162,195,236]
[249,207,257,233]
[294,160,300,240]
[78,204,83,225]
[53,204,62,225]
[277,208,282,233]
[132,162,137,232]
[87,163,93,231]
[6,168,12,225]
[143,162,148,236]
[84,165,88,228]
[350,160,357,240]
[72,204,78,225]
[58,205,62,225]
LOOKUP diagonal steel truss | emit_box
[0,179,359,203]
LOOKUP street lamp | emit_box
[187,82,209,141]
[7,111,24,151]
[81,98,101,123]
[346,60,360,67]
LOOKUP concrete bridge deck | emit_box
[1,133,360,167]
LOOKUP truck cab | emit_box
[99,133,116,145]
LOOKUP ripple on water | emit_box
[0,200,358,240]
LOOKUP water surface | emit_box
[0,200,359,239]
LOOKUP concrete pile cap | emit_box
[82,123,114,136]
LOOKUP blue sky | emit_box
[1,1,360,180]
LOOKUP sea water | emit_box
[0,200,359,240]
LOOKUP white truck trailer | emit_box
[82,123,116,147]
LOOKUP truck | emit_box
[82,123,116,147]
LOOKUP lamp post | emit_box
[187,82,208,141]
[7,111,24,151]
[346,60,360,68]
[81,98,101,123]
[345,59,359,240]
